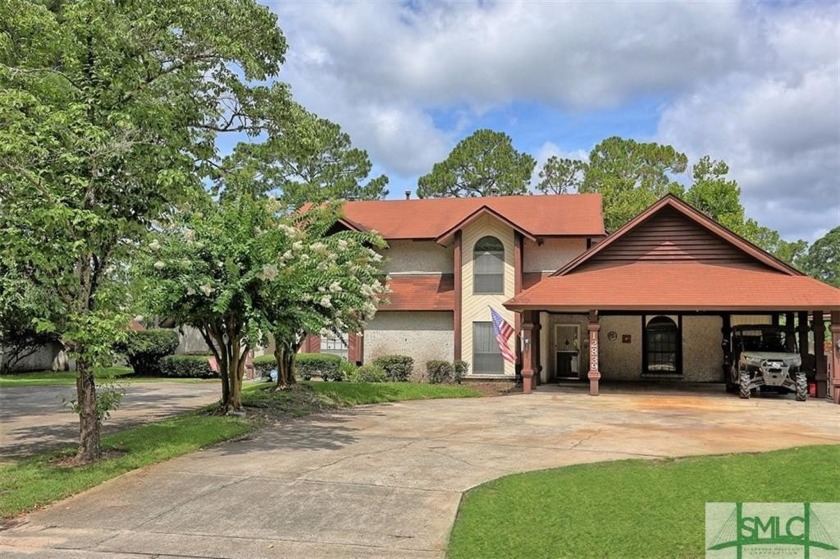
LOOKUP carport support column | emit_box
[831,311,840,405]
[521,318,535,394]
[587,311,602,396]
[814,312,827,398]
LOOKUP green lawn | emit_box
[447,445,840,559]
[0,367,214,387]
[306,381,482,404]
[0,414,252,519]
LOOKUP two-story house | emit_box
[303,193,840,401]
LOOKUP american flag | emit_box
[490,307,516,364]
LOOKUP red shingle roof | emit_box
[340,194,605,241]
[506,195,840,312]
[379,274,455,311]
[507,261,840,311]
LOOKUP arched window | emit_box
[644,316,679,374]
[473,236,504,294]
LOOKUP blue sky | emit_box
[265,0,839,242]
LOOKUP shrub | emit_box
[253,354,276,379]
[426,360,454,384]
[115,329,180,376]
[348,364,387,383]
[453,360,469,384]
[295,353,343,381]
[160,355,218,378]
[372,355,414,382]
[340,359,358,378]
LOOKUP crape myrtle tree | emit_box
[145,194,387,410]
[0,0,288,462]
[417,129,536,198]
[258,205,388,388]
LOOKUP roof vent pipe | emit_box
[405,190,411,200]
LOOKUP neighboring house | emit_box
[302,193,840,401]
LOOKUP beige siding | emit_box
[363,311,454,377]
[732,315,773,326]
[683,316,724,382]
[461,214,516,376]
[523,237,587,273]
[599,315,643,380]
[382,240,453,275]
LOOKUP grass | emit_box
[1,380,479,520]
[0,367,214,387]
[0,414,252,519]
[306,381,483,405]
[447,445,840,559]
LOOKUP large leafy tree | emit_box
[223,101,388,208]
[0,0,287,462]
[799,227,840,287]
[579,137,688,231]
[417,129,536,198]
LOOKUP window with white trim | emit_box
[473,322,503,374]
[473,236,504,294]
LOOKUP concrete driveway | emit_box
[0,382,221,462]
[2,386,839,558]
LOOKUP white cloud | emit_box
[658,8,840,242]
[268,1,839,240]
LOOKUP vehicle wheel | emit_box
[794,373,807,402]
[739,370,751,399]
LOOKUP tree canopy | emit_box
[579,137,688,231]
[417,129,536,198]
[799,227,840,287]
[536,156,587,195]
[0,0,289,462]
[221,101,388,208]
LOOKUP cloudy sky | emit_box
[266,0,839,242]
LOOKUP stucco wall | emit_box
[363,311,454,376]
[599,315,643,380]
[523,237,587,273]
[461,214,516,376]
[1,341,64,372]
[176,326,212,355]
[381,240,453,275]
[683,316,724,382]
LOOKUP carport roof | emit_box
[505,195,840,312]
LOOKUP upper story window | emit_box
[473,236,504,294]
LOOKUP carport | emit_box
[505,195,840,402]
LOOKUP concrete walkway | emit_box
[0,382,221,462]
[2,387,839,558]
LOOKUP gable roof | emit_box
[552,194,798,277]
[506,195,840,312]
[338,194,605,242]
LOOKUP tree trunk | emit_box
[75,359,101,463]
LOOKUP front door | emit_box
[554,324,580,380]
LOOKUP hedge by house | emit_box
[115,329,180,376]
[160,355,218,378]
[426,360,455,384]
[296,353,343,381]
[347,364,387,383]
[372,355,414,382]
[253,354,276,378]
